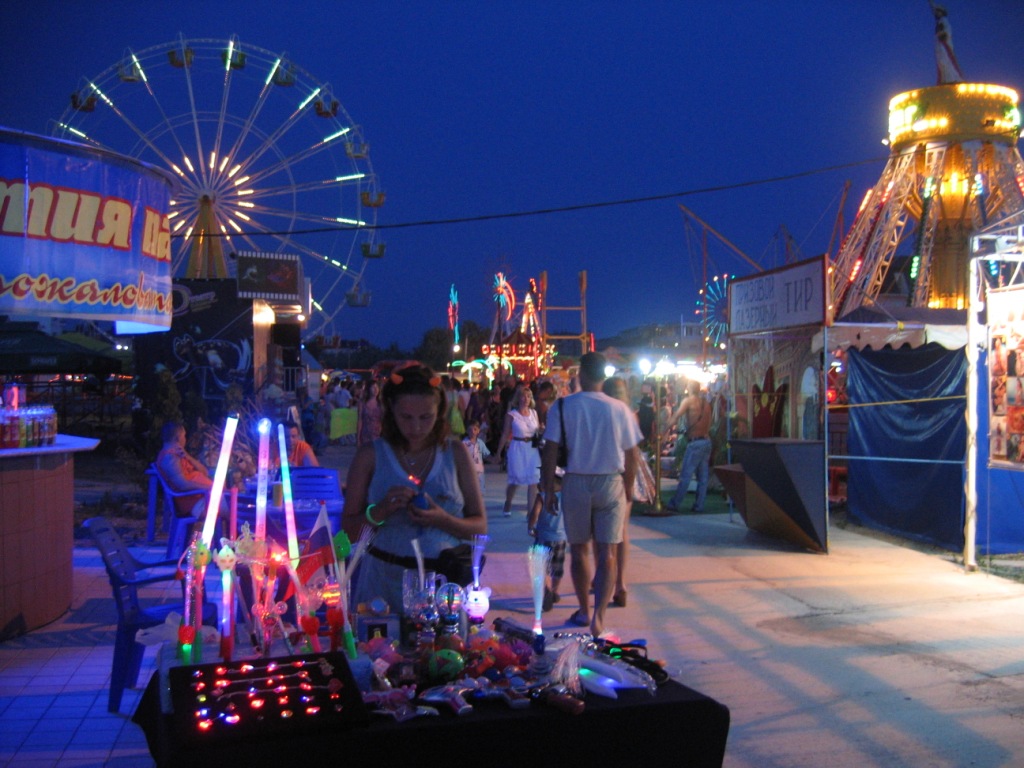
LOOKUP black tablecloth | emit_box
[133,670,730,768]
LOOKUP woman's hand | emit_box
[380,485,416,520]
[406,491,443,528]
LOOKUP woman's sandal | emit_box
[612,590,628,607]
[568,609,589,627]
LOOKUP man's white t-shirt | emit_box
[334,387,352,409]
[543,391,642,474]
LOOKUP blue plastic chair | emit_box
[288,466,342,501]
[150,465,208,558]
[83,517,216,713]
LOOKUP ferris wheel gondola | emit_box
[51,35,383,336]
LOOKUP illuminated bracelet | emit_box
[365,504,384,527]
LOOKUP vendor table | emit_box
[133,669,730,768]
[0,434,98,640]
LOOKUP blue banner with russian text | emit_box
[0,131,173,328]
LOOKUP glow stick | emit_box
[323,502,340,584]
[229,486,238,540]
[277,424,300,570]
[471,534,489,589]
[255,418,272,542]
[527,544,551,635]
[411,537,425,591]
[201,415,239,549]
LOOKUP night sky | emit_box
[2,1,1022,350]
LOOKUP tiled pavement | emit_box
[3,443,1024,767]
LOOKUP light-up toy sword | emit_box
[254,418,271,542]
[277,423,301,571]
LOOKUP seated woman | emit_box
[343,362,486,615]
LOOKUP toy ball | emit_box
[426,649,465,682]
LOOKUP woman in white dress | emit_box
[496,387,541,517]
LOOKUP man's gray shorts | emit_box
[561,473,627,545]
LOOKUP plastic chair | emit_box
[150,465,207,558]
[82,517,216,713]
[288,466,342,501]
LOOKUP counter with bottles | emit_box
[0,432,99,640]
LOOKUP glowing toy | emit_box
[434,581,464,639]
[276,423,300,570]
[448,283,459,349]
[463,585,491,625]
[527,544,551,635]
[254,418,272,541]
[200,414,238,549]
[214,544,237,661]
[178,537,211,664]
[470,534,488,589]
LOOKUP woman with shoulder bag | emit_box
[343,363,487,613]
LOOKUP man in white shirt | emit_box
[541,352,642,638]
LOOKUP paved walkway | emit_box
[2,443,1023,766]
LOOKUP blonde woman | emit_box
[496,387,541,517]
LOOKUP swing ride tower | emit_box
[830,12,1024,318]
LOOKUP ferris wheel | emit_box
[695,273,733,349]
[51,35,383,336]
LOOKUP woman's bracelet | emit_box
[365,504,384,527]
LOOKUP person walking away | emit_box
[601,376,635,608]
[496,387,541,517]
[666,381,713,512]
[541,352,642,638]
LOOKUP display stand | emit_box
[0,434,99,640]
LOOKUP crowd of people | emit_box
[329,356,721,638]
[158,355,721,640]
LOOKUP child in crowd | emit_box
[527,470,566,612]
[462,419,490,496]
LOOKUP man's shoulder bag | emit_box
[556,398,569,469]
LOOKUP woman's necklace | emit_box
[400,445,436,485]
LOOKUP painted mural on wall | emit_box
[988,285,1024,468]
[135,279,252,405]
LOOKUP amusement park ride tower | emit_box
[830,7,1024,318]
